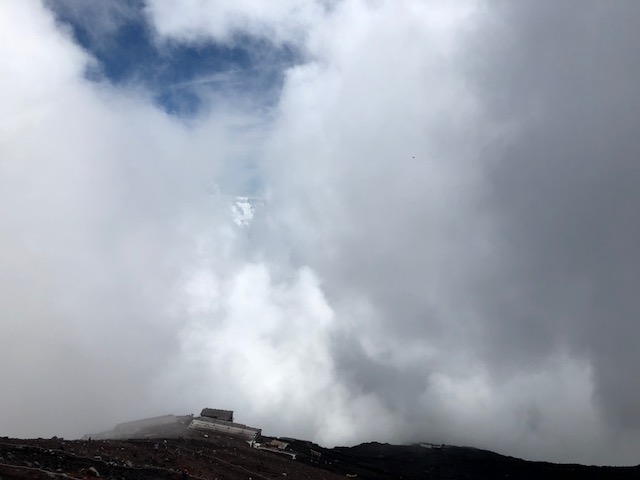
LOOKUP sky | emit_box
[2,0,640,466]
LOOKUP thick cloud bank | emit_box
[2,0,640,466]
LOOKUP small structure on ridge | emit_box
[200,408,234,422]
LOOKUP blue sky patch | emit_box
[46,1,300,117]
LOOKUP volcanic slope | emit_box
[0,433,342,480]
[1,431,640,479]
[304,441,640,479]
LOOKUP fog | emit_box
[2,0,640,466]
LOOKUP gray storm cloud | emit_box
[2,0,640,466]
[478,0,640,436]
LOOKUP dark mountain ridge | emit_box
[1,411,638,479]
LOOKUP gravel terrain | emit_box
[2,430,639,479]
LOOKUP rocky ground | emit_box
[0,433,343,480]
[2,431,640,479]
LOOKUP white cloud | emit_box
[145,0,327,45]
[44,0,139,44]
[4,0,640,467]
[0,0,246,436]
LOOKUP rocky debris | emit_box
[1,434,639,479]
[0,435,344,480]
